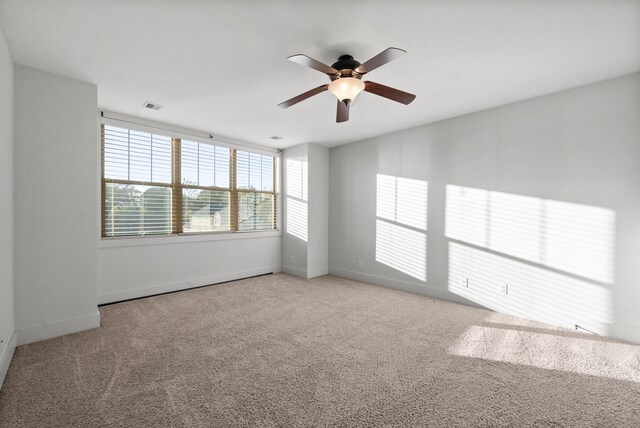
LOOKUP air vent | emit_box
[143,102,164,111]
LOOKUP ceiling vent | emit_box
[143,102,164,111]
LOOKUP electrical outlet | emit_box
[501,284,509,295]
[461,277,469,288]
[357,260,363,269]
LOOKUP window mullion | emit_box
[127,129,131,181]
[172,138,183,234]
[150,135,153,182]
[273,156,277,229]
[101,124,107,237]
[230,149,238,231]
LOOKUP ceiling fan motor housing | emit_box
[330,55,362,80]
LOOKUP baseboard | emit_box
[283,265,328,279]
[98,265,281,305]
[329,268,640,345]
[307,266,329,279]
[548,320,639,344]
[329,267,485,309]
[0,331,17,391]
[282,264,308,279]
[17,311,101,346]
[608,323,640,345]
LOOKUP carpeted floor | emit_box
[1,273,639,427]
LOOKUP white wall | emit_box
[13,65,99,345]
[307,143,329,278]
[282,143,329,278]
[329,73,640,343]
[282,144,308,276]
[96,117,283,304]
[98,234,281,303]
[0,26,15,389]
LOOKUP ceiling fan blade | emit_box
[355,47,406,74]
[288,54,339,75]
[278,84,329,109]
[364,81,416,105]
[337,99,350,123]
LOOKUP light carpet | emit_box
[1,273,639,427]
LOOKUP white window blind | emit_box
[236,150,274,191]
[182,189,231,233]
[181,139,230,188]
[104,125,172,183]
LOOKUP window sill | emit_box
[98,229,282,249]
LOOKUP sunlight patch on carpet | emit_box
[448,325,640,382]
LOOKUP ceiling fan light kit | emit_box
[278,47,416,123]
[328,77,365,103]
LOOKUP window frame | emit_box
[100,119,280,240]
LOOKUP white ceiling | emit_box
[1,0,639,149]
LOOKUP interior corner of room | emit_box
[0,2,639,421]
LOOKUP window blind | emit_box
[103,125,174,236]
[181,139,230,188]
[235,150,276,231]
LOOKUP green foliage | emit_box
[105,184,170,236]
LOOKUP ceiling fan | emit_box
[278,47,416,123]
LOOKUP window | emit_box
[180,139,231,233]
[236,150,276,231]
[101,124,278,237]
